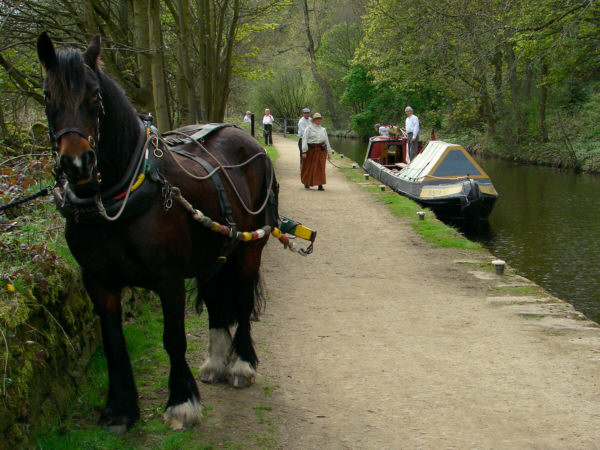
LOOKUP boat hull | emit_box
[363,153,498,221]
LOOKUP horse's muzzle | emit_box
[60,149,99,187]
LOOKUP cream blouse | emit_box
[301,124,333,153]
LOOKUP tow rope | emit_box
[172,187,315,255]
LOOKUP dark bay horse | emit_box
[37,32,279,431]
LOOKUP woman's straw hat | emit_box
[312,112,323,119]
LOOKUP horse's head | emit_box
[37,32,103,189]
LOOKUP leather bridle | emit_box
[45,68,105,188]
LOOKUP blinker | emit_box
[88,136,95,148]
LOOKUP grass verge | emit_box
[330,152,483,250]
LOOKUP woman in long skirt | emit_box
[301,113,332,191]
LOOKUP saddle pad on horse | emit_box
[162,123,236,147]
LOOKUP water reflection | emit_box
[329,136,600,320]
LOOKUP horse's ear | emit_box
[37,32,57,70]
[84,35,101,69]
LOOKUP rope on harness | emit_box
[172,187,312,256]
[160,130,274,217]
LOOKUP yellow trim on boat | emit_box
[420,185,463,199]
[426,146,490,180]
[479,185,498,196]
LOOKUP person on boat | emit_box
[379,124,391,136]
[297,107,312,165]
[262,108,274,145]
[301,112,333,191]
[405,106,420,161]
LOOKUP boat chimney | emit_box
[431,128,436,141]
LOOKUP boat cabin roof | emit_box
[397,141,491,182]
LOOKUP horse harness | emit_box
[52,118,279,280]
[162,124,250,282]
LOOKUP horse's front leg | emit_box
[83,273,139,433]
[158,278,202,430]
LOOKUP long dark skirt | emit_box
[301,145,327,186]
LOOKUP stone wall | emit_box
[0,261,99,447]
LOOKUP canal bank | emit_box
[328,135,600,321]
[252,134,600,448]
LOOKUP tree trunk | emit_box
[212,0,239,121]
[538,59,549,142]
[301,0,341,129]
[491,49,503,129]
[505,42,522,142]
[148,0,171,130]
[133,0,154,114]
[0,100,8,139]
[477,75,495,134]
[196,0,239,122]
[171,0,195,125]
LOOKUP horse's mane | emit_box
[47,49,86,110]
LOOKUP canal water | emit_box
[329,136,600,321]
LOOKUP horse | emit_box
[36,32,279,432]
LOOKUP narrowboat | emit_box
[363,136,499,220]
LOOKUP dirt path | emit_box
[199,134,600,449]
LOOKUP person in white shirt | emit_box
[301,113,333,190]
[405,106,420,160]
[262,108,274,145]
[243,111,251,122]
[379,125,390,136]
[297,107,312,165]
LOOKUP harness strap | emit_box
[168,147,234,223]
[169,147,239,284]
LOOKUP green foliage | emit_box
[256,67,311,119]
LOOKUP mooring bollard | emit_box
[352,163,357,169]
[340,154,344,158]
[416,211,425,220]
[379,184,385,192]
[363,173,369,180]
[492,259,506,275]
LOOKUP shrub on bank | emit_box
[0,146,100,447]
[0,228,99,447]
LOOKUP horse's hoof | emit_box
[98,405,139,432]
[229,375,251,388]
[164,398,203,430]
[106,424,128,435]
[201,371,224,384]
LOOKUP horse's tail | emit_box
[251,272,266,321]
[264,156,280,228]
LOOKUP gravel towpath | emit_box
[199,134,600,449]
